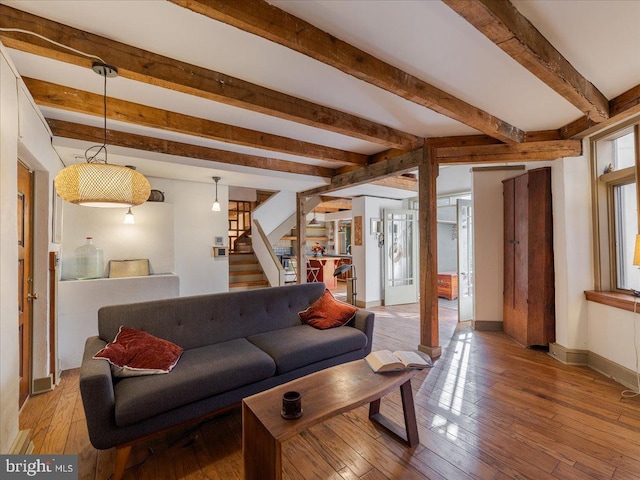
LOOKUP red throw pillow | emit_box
[299,289,358,329]
[93,326,183,377]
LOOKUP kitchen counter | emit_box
[307,256,353,288]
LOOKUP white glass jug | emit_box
[75,237,104,279]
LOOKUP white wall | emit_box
[0,45,63,452]
[17,85,64,386]
[58,275,180,369]
[352,196,403,307]
[0,46,21,454]
[552,155,592,350]
[59,175,230,295]
[60,201,175,280]
[471,167,525,323]
[228,186,257,202]
[587,302,638,371]
[438,165,472,195]
[253,190,296,237]
[149,177,229,296]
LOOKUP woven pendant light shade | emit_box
[55,163,151,208]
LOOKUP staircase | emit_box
[229,239,269,291]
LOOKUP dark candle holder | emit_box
[281,391,302,419]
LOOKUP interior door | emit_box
[383,209,418,306]
[18,161,34,408]
[457,199,474,321]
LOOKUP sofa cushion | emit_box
[299,289,358,329]
[93,326,184,377]
[247,324,368,375]
[113,338,276,427]
[98,283,327,351]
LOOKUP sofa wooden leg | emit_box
[113,445,132,480]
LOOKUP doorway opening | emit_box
[437,193,474,322]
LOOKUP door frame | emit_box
[383,208,419,306]
[17,159,54,397]
[457,199,474,321]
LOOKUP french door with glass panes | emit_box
[383,209,418,306]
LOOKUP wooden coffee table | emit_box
[242,359,419,480]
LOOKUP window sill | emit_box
[584,290,640,313]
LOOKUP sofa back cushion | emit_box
[98,283,327,350]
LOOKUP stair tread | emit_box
[229,270,264,276]
[229,280,269,288]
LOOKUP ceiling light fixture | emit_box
[308,210,320,225]
[54,62,150,207]
[211,176,221,211]
[124,207,135,225]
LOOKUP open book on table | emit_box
[365,350,432,373]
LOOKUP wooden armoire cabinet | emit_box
[503,167,555,347]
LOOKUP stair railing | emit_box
[251,219,285,287]
[250,190,323,287]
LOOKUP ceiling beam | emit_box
[425,135,503,149]
[436,139,582,164]
[318,197,352,210]
[46,119,335,178]
[562,83,640,139]
[442,0,609,122]
[314,198,353,212]
[425,131,565,149]
[0,5,421,151]
[300,148,424,197]
[371,176,418,192]
[24,78,367,166]
[170,0,524,144]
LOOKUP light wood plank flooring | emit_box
[20,302,640,479]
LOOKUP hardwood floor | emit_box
[20,302,640,479]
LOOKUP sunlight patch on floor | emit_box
[432,330,473,439]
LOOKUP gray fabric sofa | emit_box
[79,283,374,478]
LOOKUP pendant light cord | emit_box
[0,28,105,63]
[0,27,113,164]
[85,62,110,164]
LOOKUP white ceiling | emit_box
[2,0,639,199]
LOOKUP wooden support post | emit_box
[295,193,307,284]
[418,146,441,359]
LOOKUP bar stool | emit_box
[306,260,321,283]
[284,257,297,284]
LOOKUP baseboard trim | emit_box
[418,344,442,360]
[549,343,639,392]
[358,300,382,309]
[9,430,33,454]
[548,343,589,365]
[588,351,639,392]
[472,320,503,331]
[32,374,54,395]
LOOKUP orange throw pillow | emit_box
[299,289,358,329]
[93,326,183,377]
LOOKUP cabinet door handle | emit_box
[27,293,39,300]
